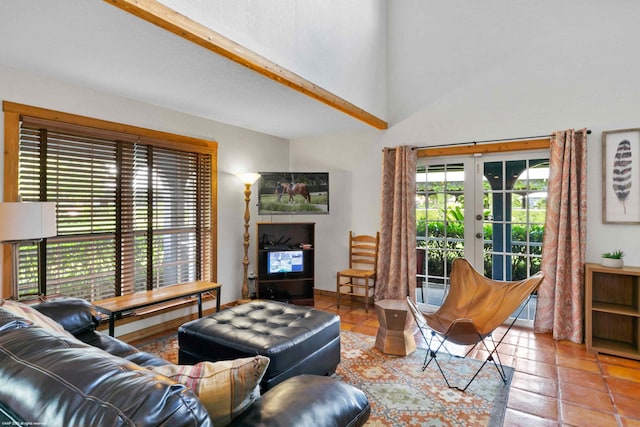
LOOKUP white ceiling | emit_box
[0,0,375,140]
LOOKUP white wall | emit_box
[289,0,640,282]
[287,129,383,291]
[0,65,289,303]
[157,0,388,120]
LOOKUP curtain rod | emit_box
[411,129,591,151]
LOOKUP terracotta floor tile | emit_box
[561,402,618,427]
[363,317,380,327]
[599,354,640,369]
[350,324,378,336]
[499,354,515,367]
[612,393,640,420]
[508,388,559,420]
[497,341,518,356]
[555,340,598,361]
[340,321,356,331]
[515,358,558,379]
[338,312,370,324]
[499,332,521,346]
[558,366,608,391]
[512,371,558,398]
[313,298,335,310]
[519,334,556,349]
[602,364,640,383]
[503,408,559,426]
[556,355,601,374]
[515,345,558,364]
[621,416,640,427]
[560,383,614,413]
[606,377,640,397]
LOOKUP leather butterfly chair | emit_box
[336,231,380,313]
[406,258,544,391]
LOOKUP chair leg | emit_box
[364,277,369,313]
[336,273,341,309]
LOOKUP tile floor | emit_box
[315,294,640,427]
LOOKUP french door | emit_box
[416,150,548,320]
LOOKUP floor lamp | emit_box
[0,202,57,299]
[236,173,261,300]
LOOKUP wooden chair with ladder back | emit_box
[336,231,380,313]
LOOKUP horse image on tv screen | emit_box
[258,172,329,215]
[275,182,311,203]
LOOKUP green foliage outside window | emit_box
[416,217,543,280]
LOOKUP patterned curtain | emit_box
[534,129,588,343]
[375,146,417,301]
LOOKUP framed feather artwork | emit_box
[603,128,640,223]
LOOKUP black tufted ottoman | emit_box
[178,300,341,391]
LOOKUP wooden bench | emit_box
[94,281,222,337]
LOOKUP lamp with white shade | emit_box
[235,173,261,300]
[0,202,57,299]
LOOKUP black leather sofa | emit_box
[0,298,370,427]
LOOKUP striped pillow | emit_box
[150,355,269,427]
[0,299,73,338]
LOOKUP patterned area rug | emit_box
[135,332,180,364]
[337,331,512,427]
[136,330,512,426]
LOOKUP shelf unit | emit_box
[585,262,640,360]
[256,222,315,306]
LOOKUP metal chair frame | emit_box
[407,294,534,391]
[406,258,543,392]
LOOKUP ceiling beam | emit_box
[104,0,388,131]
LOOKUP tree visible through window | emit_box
[12,114,215,301]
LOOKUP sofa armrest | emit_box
[0,327,212,427]
[230,375,370,427]
[33,297,99,336]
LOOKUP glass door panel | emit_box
[482,158,547,281]
[416,160,474,308]
[417,151,548,322]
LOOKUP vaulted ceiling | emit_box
[0,0,385,139]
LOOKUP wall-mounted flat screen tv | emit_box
[267,250,304,274]
[258,172,329,215]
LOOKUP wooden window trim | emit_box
[2,101,218,298]
[416,139,551,158]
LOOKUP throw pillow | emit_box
[150,355,269,427]
[0,299,73,338]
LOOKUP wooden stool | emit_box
[374,299,416,356]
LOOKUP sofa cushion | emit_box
[231,374,371,427]
[33,297,99,336]
[150,356,269,427]
[0,327,212,427]
[0,299,72,337]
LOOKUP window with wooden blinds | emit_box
[12,113,215,301]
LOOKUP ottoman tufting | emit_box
[178,300,341,391]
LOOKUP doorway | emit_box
[416,151,548,320]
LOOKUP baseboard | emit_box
[316,288,368,304]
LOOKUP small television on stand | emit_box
[256,222,315,306]
[267,250,304,274]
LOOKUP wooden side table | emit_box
[374,299,416,356]
[94,281,222,337]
